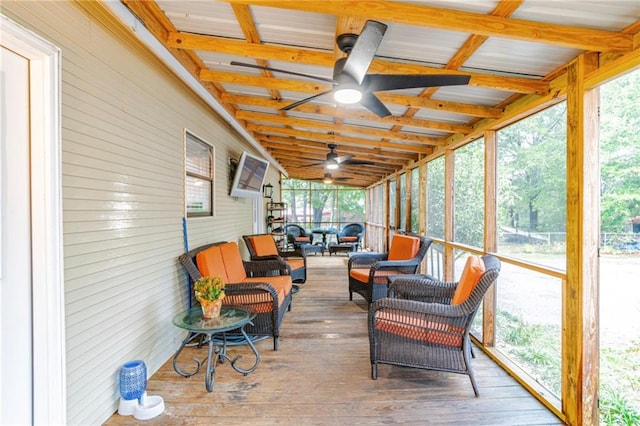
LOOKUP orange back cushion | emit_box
[388,234,420,261]
[451,256,486,305]
[219,242,247,283]
[195,245,229,283]
[249,235,279,257]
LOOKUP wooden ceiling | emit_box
[121,0,640,188]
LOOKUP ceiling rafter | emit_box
[222,0,634,51]
[121,0,640,188]
[259,136,418,161]
[236,110,465,139]
[169,32,549,94]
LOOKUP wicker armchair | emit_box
[243,234,307,284]
[337,223,364,248]
[178,241,293,350]
[348,234,432,304]
[284,224,314,250]
[368,255,501,396]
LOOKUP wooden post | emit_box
[444,149,455,281]
[419,162,427,236]
[405,170,413,232]
[564,52,600,426]
[483,131,497,346]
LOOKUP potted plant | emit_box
[193,276,226,319]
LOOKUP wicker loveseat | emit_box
[178,241,293,350]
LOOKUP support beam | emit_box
[483,130,497,346]
[564,52,600,426]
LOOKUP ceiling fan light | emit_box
[326,162,339,170]
[323,177,333,184]
[334,87,362,104]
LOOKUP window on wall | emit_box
[454,139,484,247]
[185,131,214,217]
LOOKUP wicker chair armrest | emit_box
[278,247,305,259]
[370,258,420,271]
[178,253,203,282]
[370,297,467,320]
[388,276,457,303]
[244,259,291,277]
[348,252,388,269]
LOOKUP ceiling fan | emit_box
[310,172,350,184]
[309,144,375,170]
[231,20,471,117]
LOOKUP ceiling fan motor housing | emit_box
[336,33,358,54]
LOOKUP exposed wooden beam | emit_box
[237,111,460,141]
[259,137,416,161]
[169,33,549,94]
[222,93,500,125]
[247,125,432,154]
[230,3,281,100]
[222,1,633,51]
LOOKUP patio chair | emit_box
[284,224,314,250]
[368,254,501,396]
[337,223,364,249]
[243,234,308,285]
[348,233,432,304]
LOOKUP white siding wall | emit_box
[2,2,269,424]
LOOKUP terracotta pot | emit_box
[199,299,223,319]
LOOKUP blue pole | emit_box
[182,217,192,308]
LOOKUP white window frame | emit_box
[184,130,215,217]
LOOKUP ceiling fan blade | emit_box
[345,159,376,166]
[230,61,335,83]
[334,154,354,164]
[364,74,471,92]
[281,89,334,111]
[341,20,387,84]
[360,92,391,118]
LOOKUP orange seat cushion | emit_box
[375,310,464,347]
[219,242,247,283]
[285,258,305,272]
[350,268,400,284]
[451,256,485,305]
[243,275,292,299]
[388,234,420,261]
[248,235,279,257]
[341,236,358,242]
[223,282,282,313]
[195,245,230,283]
[295,237,311,242]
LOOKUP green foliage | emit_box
[282,180,365,227]
[427,157,445,238]
[600,71,640,232]
[454,140,484,247]
[600,387,640,426]
[497,103,567,234]
[495,309,561,395]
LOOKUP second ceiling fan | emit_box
[310,144,375,170]
[231,20,471,117]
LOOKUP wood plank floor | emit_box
[105,255,563,425]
